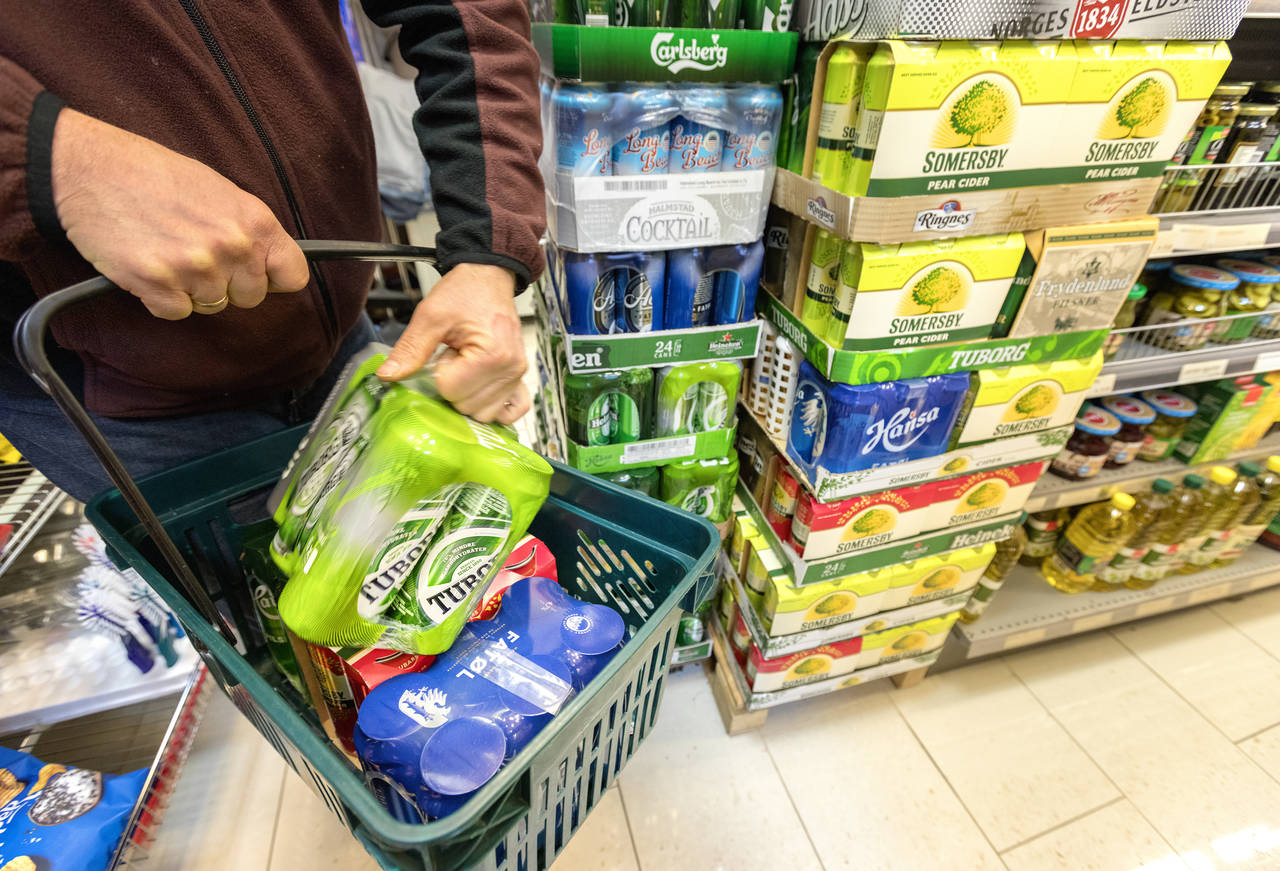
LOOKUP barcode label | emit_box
[622,436,696,464]
[602,179,669,192]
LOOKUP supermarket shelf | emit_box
[1245,0,1280,19]
[0,461,64,577]
[1155,207,1280,257]
[1094,335,1280,394]
[1025,432,1280,512]
[947,545,1280,662]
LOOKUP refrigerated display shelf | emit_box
[946,545,1280,662]
[0,461,64,578]
[1025,431,1280,512]
[1093,333,1280,395]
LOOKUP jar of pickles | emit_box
[1140,264,1239,351]
[1137,390,1197,461]
[1051,405,1121,480]
[1099,395,1156,467]
[1213,258,1280,342]
[1161,83,1250,212]
[1137,260,1172,296]
[1102,283,1147,360]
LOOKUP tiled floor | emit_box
[146,586,1280,871]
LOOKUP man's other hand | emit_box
[51,109,309,319]
[377,263,528,425]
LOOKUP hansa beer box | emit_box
[951,352,1105,447]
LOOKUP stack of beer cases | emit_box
[527,4,798,525]
[715,11,1241,709]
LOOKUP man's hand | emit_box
[377,264,529,425]
[51,109,309,319]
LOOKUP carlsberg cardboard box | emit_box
[1066,40,1231,185]
[826,233,1025,350]
[952,352,1105,446]
[849,40,1079,198]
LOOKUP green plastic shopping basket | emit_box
[14,241,720,871]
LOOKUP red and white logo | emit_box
[1071,0,1127,38]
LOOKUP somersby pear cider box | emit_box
[828,233,1025,350]
[878,544,995,611]
[952,352,1105,447]
[856,612,960,669]
[849,40,1079,198]
[745,635,865,692]
[763,566,895,636]
[1067,40,1231,184]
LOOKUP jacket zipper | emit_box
[177,0,339,342]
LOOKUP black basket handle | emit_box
[13,240,438,643]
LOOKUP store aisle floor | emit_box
[149,587,1280,871]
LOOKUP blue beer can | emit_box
[664,248,715,329]
[611,86,674,175]
[612,251,666,333]
[712,239,765,325]
[723,85,784,171]
[563,252,618,334]
[669,87,728,174]
[555,83,613,177]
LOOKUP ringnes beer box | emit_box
[793,0,1248,42]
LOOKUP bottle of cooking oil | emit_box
[1019,507,1070,566]
[1176,466,1239,574]
[1216,456,1280,566]
[1133,474,1206,584]
[1185,465,1257,572]
[1042,493,1138,594]
[959,526,1026,623]
[1093,479,1175,591]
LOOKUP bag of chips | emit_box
[0,746,147,870]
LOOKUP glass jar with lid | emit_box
[1051,405,1122,480]
[1140,264,1239,351]
[1137,259,1172,296]
[1102,283,1147,360]
[1201,103,1279,208]
[1212,258,1280,342]
[1137,390,1197,461]
[1251,257,1280,338]
[1161,83,1251,211]
[1099,395,1156,467]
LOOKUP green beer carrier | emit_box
[14,242,719,871]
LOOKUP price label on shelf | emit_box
[1254,351,1280,374]
[1177,359,1228,385]
[621,436,696,465]
[1086,373,1117,398]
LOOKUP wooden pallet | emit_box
[703,616,931,734]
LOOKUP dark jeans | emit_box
[0,314,378,502]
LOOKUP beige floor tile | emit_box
[1008,632,1280,871]
[618,670,824,871]
[270,770,380,871]
[1212,587,1280,660]
[1114,607,1280,741]
[1001,800,1190,871]
[142,690,286,871]
[891,659,1118,850]
[1240,724,1280,785]
[549,787,639,871]
[763,681,1005,871]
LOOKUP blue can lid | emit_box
[1143,259,1173,273]
[420,717,507,796]
[1140,389,1198,418]
[1169,264,1240,292]
[1074,404,1121,436]
[560,603,626,656]
[1215,258,1280,285]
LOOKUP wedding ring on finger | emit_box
[191,293,229,315]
